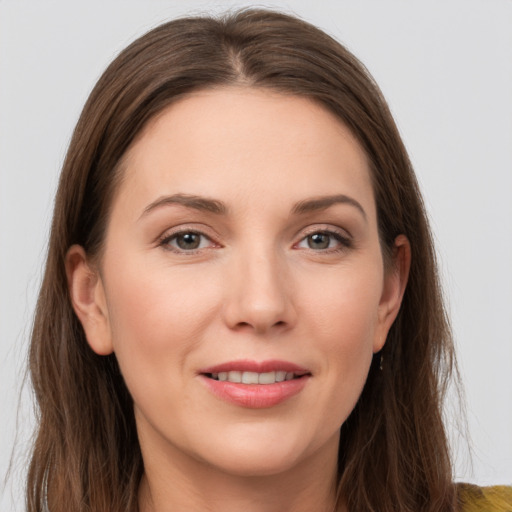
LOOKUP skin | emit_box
[67,87,410,512]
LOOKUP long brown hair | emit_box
[28,9,457,511]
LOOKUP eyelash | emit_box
[158,227,352,254]
[295,229,352,253]
[159,229,217,254]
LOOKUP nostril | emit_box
[232,319,287,334]
[223,284,296,333]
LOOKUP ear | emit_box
[374,234,411,353]
[65,245,113,355]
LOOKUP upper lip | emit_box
[198,359,311,375]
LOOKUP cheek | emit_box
[299,264,382,422]
[303,263,383,351]
[102,258,223,388]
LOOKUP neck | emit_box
[138,432,342,512]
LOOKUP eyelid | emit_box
[155,223,352,254]
[293,224,353,251]
[296,223,352,240]
[157,225,221,253]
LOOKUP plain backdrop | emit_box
[1,1,511,509]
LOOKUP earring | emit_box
[379,353,384,371]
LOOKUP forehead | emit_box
[115,87,375,219]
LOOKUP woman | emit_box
[26,8,511,512]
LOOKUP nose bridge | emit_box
[224,240,294,334]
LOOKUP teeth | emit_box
[210,370,303,384]
[227,370,242,383]
[258,371,275,384]
[241,371,259,384]
[275,370,286,382]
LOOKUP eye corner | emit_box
[158,228,221,254]
[293,227,353,253]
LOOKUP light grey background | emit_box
[1,1,511,509]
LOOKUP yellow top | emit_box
[458,483,512,511]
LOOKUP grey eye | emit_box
[296,230,351,252]
[307,233,331,249]
[160,229,217,253]
[175,232,202,250]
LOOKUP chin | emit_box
[191,425,329,478]
[206,447,305,478]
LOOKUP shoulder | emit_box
[457,483,512,511]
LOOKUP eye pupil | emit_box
[308,233,330,249]
[176,232,200,250]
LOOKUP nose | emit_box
[222,248,297,335]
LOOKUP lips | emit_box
[209,370,299,384]
[198,360,311,408]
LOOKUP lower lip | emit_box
[200,375,310,408]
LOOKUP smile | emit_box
[207,370,305,384]
[199,360,311,408]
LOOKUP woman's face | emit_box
[69,87,408,478]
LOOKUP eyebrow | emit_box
[292,194,367,221]
[140,193,227,218]
[140,192,366,220]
